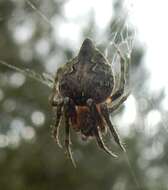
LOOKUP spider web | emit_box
[103,20,143,190]
[106,29,134,93]
[0,0,140,187]
[0,1,147,190]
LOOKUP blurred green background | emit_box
[0,0,167,190]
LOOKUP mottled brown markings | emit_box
[50,38,130,166]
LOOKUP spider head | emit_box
[78,38,95,61]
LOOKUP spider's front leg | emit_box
[100,103,126,152]
[63,97,76,167]
[87,98,117,158]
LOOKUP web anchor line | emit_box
[0,60,54,88]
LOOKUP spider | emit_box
[50,38,130,166]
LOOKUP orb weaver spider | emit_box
[50,38,130,167]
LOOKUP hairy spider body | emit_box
[50,38,130,166]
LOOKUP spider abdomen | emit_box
[59,65,114,105]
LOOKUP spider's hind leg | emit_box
[87,98,117,158]
[100,104,126,152]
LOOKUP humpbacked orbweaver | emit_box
[50,38,130,166]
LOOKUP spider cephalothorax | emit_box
[50,38,130,166]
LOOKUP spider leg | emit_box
[63,97,76,168]
[87,98,117,158]
[110,44,130,102]
[108,91,130,113]
[94,127,117,158]
[51,99,63,148]
[49,67,64,106]
[100,104,126,152]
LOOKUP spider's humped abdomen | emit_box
[83,68,114,103]
[59,63,114,105]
